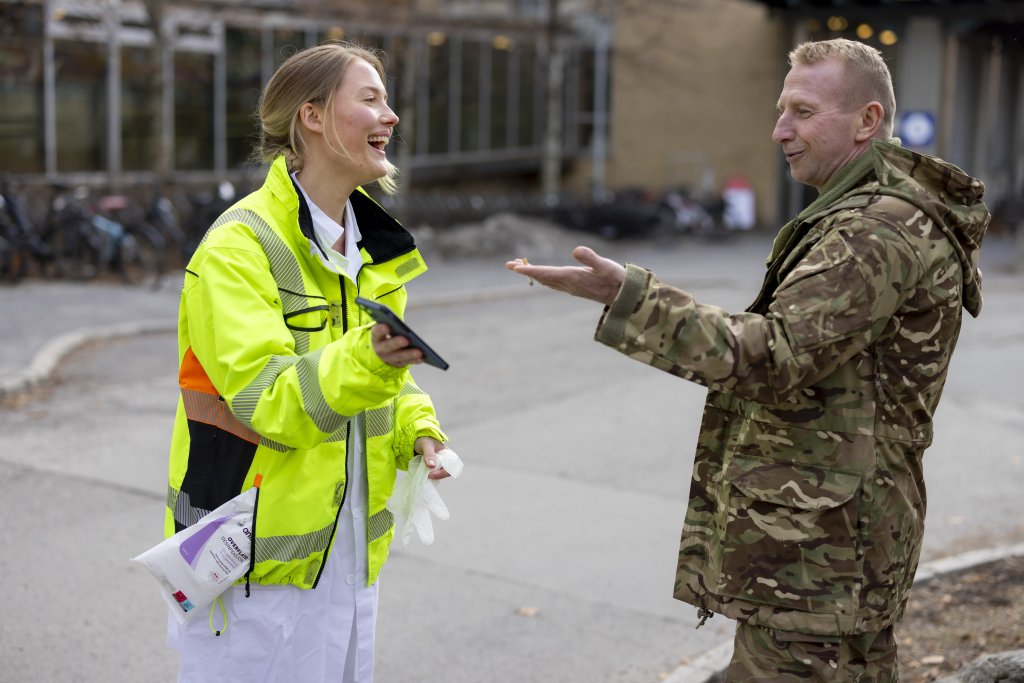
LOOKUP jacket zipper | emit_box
[244,473,263,597]
[311,273,352,589]
[312,426,350,589]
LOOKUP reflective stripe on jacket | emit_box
[165,155,446,588]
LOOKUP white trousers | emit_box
[170,436,377,683]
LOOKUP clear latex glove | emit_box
[387,448,463,547]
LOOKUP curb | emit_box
[911,541,1024,585]
[0,270,743,402]
[0,319,176,399]
[664,542,1024,683]
[663,641,733,683]
[0,286,529,401]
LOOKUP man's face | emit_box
[772,59,865,191]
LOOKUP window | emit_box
[225,28,262,168]
[273,27,306,68]
[0,3,44,173]
[576,47,598,151]
[346,31,385,54]
[517,43,537,148]
[490,42,511,149]
[427,39,450,155]
[121,46,157,171]
[55,40,107,172]
[460,40,482,152]
[174,51,214,170]
[989,51,1016,169]
[387,34,416,157]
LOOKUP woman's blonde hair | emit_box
[257,41,399,194]
[790,38,896,140]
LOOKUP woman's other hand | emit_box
[415,436,451,480]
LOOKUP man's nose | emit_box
[772,114,791,145]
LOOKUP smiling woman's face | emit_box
[322,58,399,185]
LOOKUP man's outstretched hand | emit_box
[504,246,626,306]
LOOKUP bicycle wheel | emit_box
[51,218,101,280]
[115,230,163,288]
[0,234,25,283]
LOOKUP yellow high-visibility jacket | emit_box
[165,155,445,588]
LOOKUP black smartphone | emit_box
[354,297,449,370]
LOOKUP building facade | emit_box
[0,0,604,195]
[747,0,1024,225]
[1,0,1020,228]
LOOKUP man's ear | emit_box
[298,102,323,134]
[855,101,884,142]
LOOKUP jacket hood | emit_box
[867,139,989,316]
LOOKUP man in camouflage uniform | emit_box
[506,38,988,680]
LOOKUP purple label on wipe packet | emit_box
[179,515,232,568]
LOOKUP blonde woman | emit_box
[165,42,451,682]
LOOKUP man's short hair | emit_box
[789,38,896,139]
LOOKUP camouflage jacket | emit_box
[594,140,989,635]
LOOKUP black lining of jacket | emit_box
[289,177,416,266]
[177,421,258,533]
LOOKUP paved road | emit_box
[1,232,1021,683]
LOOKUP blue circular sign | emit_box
[900,111,936,148]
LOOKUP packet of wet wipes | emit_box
[132,485,258,624]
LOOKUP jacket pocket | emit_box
[718,455,862,615]
[772,230,873,350]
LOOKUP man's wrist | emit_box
[596,264,650,345]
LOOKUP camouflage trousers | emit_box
[724,622,899,682]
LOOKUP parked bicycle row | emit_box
[2,176,747,287]
[0,178,241,287]
[384,185,740,242]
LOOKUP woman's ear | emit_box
[298,102,323,134]
[855,101,884,142]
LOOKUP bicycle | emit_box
[47,184,107,281]
[0,177,55,282]
[95,194,167,289]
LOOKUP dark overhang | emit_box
[746,0,1024,22]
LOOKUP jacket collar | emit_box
[265,155,417,266]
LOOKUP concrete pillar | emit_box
[162,16,174,177]
[937,31,959,160]
[1015,50,1024,273]
[896,17,943,154]
[590,19,610,202]
[973,37,1001,186]
[783,20,808,222]
[43,0,57,178]
[1016,57,1024,194]
[213,21,226,175]
[106,0,122,188]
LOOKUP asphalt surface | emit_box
[1,230,1022,683]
